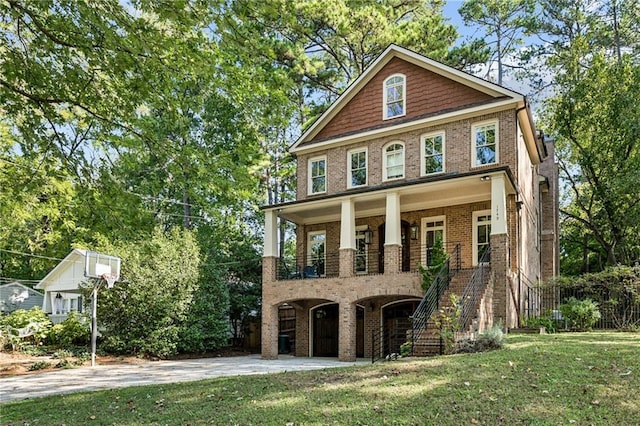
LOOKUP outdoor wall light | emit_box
[410,222,419,240]
[364,227,373,245]
[480,175,491,182]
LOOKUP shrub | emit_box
[456,325,504,353]
[523,315,557,333]
[48,312,91,347]
[400,341,412,357]
[559,297,602,330]
[433,294,461,354]
[0,307,52,348]
[419,237,448,292]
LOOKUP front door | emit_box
[313,304,338,357]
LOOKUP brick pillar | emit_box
[295,304,310,357]
[339,248,355,277]
[338,301,356,362]
[384,244,401,274]
[262,256,277,283]
[261,302,279,360]
[490,234,509,329]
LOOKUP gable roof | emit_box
[290,44,540,160]
[35,249,87,290]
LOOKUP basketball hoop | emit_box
[101,273,117,289]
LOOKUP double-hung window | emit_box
[307,231,326,276]
[383,74,406,119]
[348,148,367,188]
[308,156,326,195]
[421,132,445,175]
[472,121,498,166]
[383,142,404,180]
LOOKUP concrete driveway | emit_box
[1,355,369,403]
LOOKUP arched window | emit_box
[383,142,404,181]
[383,74,405,119]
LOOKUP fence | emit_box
[527,284,640,330]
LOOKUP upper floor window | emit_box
[348,148,367,188]
[383,142,404,181]
[308,156,326,195]
[472,120,498,166]
[383,74,406,120]
[421,132,445,175]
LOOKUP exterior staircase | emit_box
[409,248,492,357]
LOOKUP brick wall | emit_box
[297,110,518,200]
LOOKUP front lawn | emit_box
[2,332,638,425]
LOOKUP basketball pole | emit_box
[90,277,103,367]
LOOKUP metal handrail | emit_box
[459,246,491,331]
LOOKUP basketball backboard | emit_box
[84,251,121,287]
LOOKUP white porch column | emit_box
[340,199,355,250]
[263,209,278,257]
[385,191,401,245]
[491,175,508,235]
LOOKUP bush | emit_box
[523,315,557,333]
[48,312,91,347]
[0,307,52,348]
[559,297,602,330]
[457,325,504,353]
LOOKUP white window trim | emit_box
[472,210,491,266]
[421,216,446,266]
[355,225,369,274]
[420,131,446,176]
[347,147,368,189]
[471,119,499,167]
[383,73,406,120]
[308,155,327,195]
[382,141,405,181]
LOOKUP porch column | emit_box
[339,199,355,277]
[491,175,507,236]
[261,303,279,360]
[384,191,401,273]
[263,210,278,257]
[338,301,357,362]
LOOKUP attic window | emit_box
[383,74,405,120]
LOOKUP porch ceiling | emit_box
[275,171,515,225]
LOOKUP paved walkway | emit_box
[1,355,369,403]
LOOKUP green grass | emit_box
[2,332,639,425]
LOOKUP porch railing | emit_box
[276,251,340,280]
[459,246,491,332]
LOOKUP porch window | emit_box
[473,211,491,265]
[421,132,445,175]
[307,231,326,276]
[472,121,498,166]
[308,156,326,195]
[355,227,369,274]
[383,74,405,119]
[383,142,404,180]
[348,148,367,188]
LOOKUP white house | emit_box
[35,249,89,323]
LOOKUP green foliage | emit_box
[433,294,462,354]
[419,237,448,292]
[28,361,51,371]
[399,341,412,357]
[0,307,52,347]
[559,297,602,330]
[523,315,557,333]
[550,266,640,329]
[48,312,91,347]
[457,324,505,353]
[95,228,201,358]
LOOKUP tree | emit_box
[547,54,640,268]
[94,228,201,358]
[458,0,535,86]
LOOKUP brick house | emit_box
[261,45,558,361]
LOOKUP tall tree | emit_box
[458,0,535,86]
